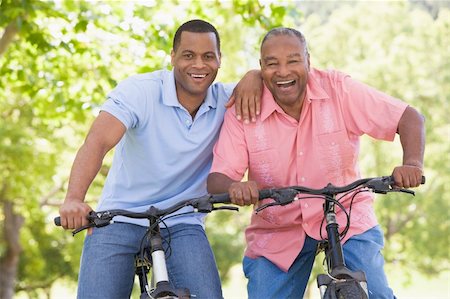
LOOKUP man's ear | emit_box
[259,59,262,68]
[307,53,311,71]
[170,49,175,66]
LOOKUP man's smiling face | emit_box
[171,31,221,100]
[260,34,310,110]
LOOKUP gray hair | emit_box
[261,27,309,56]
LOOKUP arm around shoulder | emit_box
[227,69,263,123]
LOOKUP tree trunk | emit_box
[0,196,24,299]
[0,21,18,57]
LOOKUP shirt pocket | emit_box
[316,130,356,181]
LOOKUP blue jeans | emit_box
[77,222,222,299]
[243,225,395,299]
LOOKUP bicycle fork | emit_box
[317,198,369,299]
[135,215,190,299]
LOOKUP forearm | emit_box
[207,172,259,206]
[398,106,425,168]
[207,172,237,194]
[64,141,108,203]
[65,111,126,203]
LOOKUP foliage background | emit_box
[0,0,448,298]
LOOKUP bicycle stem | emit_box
[324,196,346,271]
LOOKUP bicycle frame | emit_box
[135,208,190,299]
[316,193,368,299]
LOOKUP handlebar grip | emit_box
[389,175,426,185]
[54,216,61,226]
[210,193,231,204]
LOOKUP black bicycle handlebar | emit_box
[55,175,424,232]
[262,175,424,196]
[54,192,235,233]
[255,175,425,212]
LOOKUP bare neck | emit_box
[178,94,205,119]
[277,93,306,121]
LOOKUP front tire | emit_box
[336,284,365,299]
[324,281,368,299]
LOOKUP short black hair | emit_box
[261,27,309,56]
[173,19,220,52]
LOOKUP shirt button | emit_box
[304,222,309,227]
[331,142,336,145]
[304,203,309,208]
[185,119,191,125]
[301,177,306,182]
[299,151,303,156]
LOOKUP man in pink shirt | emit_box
[207,28,424,298]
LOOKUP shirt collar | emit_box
[306,69,330,101]
[162,70,217,109]
[260,85,285,122]
[260,70,330,122]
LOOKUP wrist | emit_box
[403,160,423,169]
[64,196,85,204]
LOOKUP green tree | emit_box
[0,0,295,297]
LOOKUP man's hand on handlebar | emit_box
[391,165,423,188]
[229,181,259,206]
[59,200,92,230]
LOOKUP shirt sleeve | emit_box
[214,82,237,107]
[210,108,249,181]
[338,73,408,141]
[101,77,149,129]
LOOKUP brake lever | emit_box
[373,187,415,196]
[194,201,239,213]
[71,211,113,236]
[213,205,239,212]
[255,202,280,213]
[69,211,103,236]
[392,188,415,196]
[71,223,95,236]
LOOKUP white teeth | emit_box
[277,79,295,85]
[190,74,207,78]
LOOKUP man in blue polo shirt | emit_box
[58,19,261,299]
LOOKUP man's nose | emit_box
[193,56,205,67]
[275,64,290,77]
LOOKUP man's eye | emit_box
[184,54,193,59]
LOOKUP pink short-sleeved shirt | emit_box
[210,68,408,272]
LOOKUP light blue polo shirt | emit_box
[97,69,235,227]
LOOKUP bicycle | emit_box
[54,193,237,299]
[253,175,425,299]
